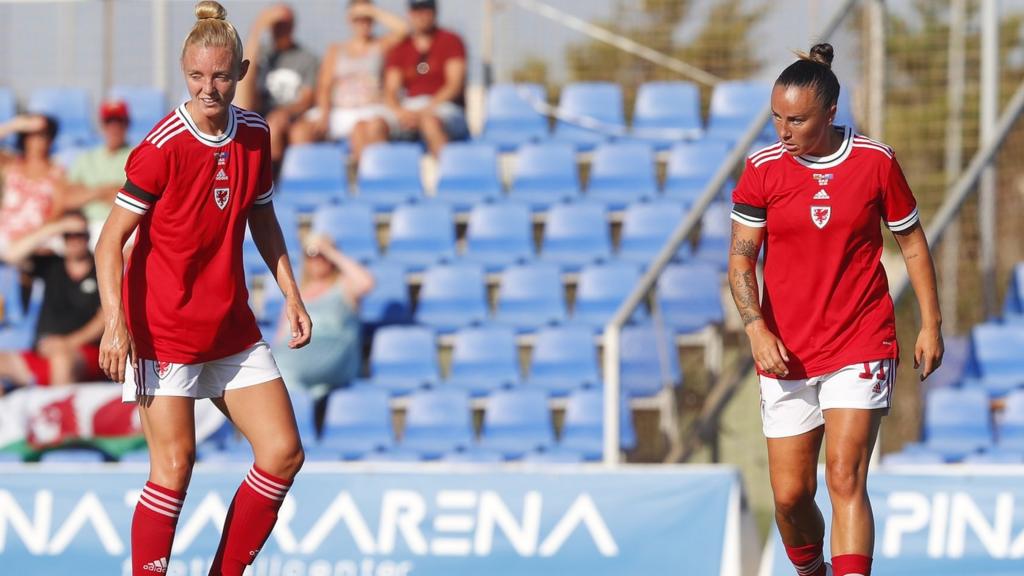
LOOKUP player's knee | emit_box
[773,484,816,520]
[825,457,866,502]
[260,438,304,478]
[151,448,196,490]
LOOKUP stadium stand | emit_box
[415,262,489,332]
[493,260,568,331]
[357,142,424,211]
[560,386,637,461]
[618,199,689,265]
[620,322,682,398]
[277,142,348,212]
[527,323,599,397]
[27,87,97,150]
[462,200,534,271]
[359,262,412,325]
[0,87,16,148]
[478,83,549,152]
[320,386,394,459]
[362,325,439,395]
[922,387,993,461]
[311,201,379,263]
[446,324,521,397]
[479,385,555,458]
[540,201,611,271]
[441,446,505,463]
[384,201,456,271]
[966,323,1024,397]
[586,141,660,210]
[572,259,644,330]
[631,81,703,149]
[400,386,474,459]
[664,139,732,206]
[997,390,1024,453]
[705,80,773,145]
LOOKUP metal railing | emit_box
[600,0,864,466]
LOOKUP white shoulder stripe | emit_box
[749,142,783,162]
[753,150,785,167]
[852,142,893,159]
[147,118,184,144]
[146,116,180,141]
[154,125,187,148]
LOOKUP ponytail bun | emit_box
[808,43,834,68]
[195,1,227,21]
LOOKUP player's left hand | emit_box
[285,297,312,349]
[914,325,943,381]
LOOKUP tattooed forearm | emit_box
[730,267,763,326]
[731,237,759,259]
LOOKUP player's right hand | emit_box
[99,316,135,383]
[747,323,790,378]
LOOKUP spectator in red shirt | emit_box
[357,0,468,157]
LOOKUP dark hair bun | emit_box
[809,43,834,68]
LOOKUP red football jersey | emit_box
[731,126,919,379]
[115,104,274,364]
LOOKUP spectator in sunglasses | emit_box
[358,0,468,157]
[0,211,105,390]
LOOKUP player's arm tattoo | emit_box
[731,237,759,259]
[730,267,762,326]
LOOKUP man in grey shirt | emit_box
[236,4,318,174]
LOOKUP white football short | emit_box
[122,341,282,402]
[759,358,896,438]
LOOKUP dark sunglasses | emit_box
[63,231,89,240]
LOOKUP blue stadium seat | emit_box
[357,143,423,210]
[359,447,423,462]
[198,445,254,463]
[664,140,732,206]
[586,142,659,210]
[560,386,636,460]
[462,201,533,271]
[384,202,455,271]
[618,200,687,265]
[365,325,439,395]
[620,323,682,398]
[0,88,16,148]
[289,388,318,446]
[415,262,488,332]
[528,324,598,396]
[479,83,549,151]
[39,449,107,464]
[509,142,581,211]
[962,449,1024,465]
[968,323,1024,397]
[656,262,724,334]
[1002,262,1024,319]
[277,143,347,211]
[631,81,703,149]
[572,260,644,330]
[401,387,473,459]
[320,386,394,459]
[706,81,773,145]
[695,202,733,270]
[521,446,586,464]
[997,390,1024,453]
[479,386,554,458]
[494,261,566,331]
[441,446,505,463]
[311,201,378,263]
[359,262,411,325]
[446,325,520,396]
[923,387,993,461]
[881,450,945,466]
[435,142,502,211]
[109,86,169,145]
[0,277,43,351]
[540,202,610,271]
[28,87,96,150]
[553,82,625,151]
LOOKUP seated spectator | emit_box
[0,212,104,390]
[235,3,318,172]
[289,0,408,162]
[273,234,373,416]
[0,115,65,252]
[62,101,132,248]
[359,0,468,157]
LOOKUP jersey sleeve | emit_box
[445,32,467,61]
[882,155,919,232]
[253,129,275,207]
[115,142,167,215]
[731,158,767,228]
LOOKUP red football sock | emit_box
[209,465,292,576]
[785,541,828,576]
[132,481,185,575]
[832,554,872,576]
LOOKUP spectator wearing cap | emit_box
[63,100,132,247]
[358,0,468,157]
[235,3,318,174]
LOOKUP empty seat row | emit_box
[359,322,681,399]
[276,139,734,213]
[303,198,732,273]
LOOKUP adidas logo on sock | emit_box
[813,189,830,200]
[142,557,168,573]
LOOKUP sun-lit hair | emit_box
[776,43,840,111]
[180,1,244,70]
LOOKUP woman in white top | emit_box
[289,0,406,160]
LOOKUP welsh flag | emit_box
[0,384,227,460]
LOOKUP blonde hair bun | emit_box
[195,1,227,21]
